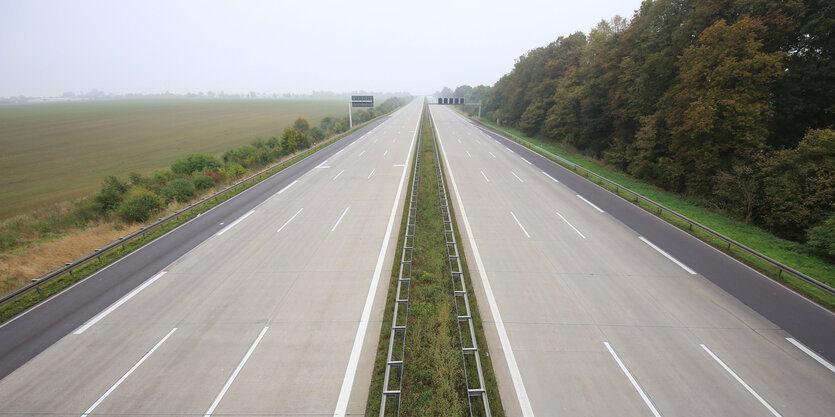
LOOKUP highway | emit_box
[429,104,835,417]
[0,99,423,416]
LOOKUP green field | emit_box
[0,99,345,219]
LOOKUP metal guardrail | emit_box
[379,104,423,416]
[431,112,492,416]
[472,119,835,298]
[0,113,394,309]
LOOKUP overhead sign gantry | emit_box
[435,97,482,118]
[348,95,374,128]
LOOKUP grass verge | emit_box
[366,105,503,416]
[0,118,382,322]
[475,118,834,310]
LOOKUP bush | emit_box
[171,154,223,176]
[93,175,127,214]
[128,171,145,186]
[161,178,196,203]
[116,186,163,223]
[293,117,310,134]
[308,126,325,142]
[73,197,100,223]
[807,211,835,259]
[192,175,214,191]
[222,162,247,179]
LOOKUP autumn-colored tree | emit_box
[758,129,835,240]
[633,18,784,193]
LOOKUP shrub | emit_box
[279,128,303,155]
[116,186,163,223]
[73,197,100,223]
[293,117,310,134]
[222,162,247,179]
[161,178,196,203]
[192,175,214,191]
[128,171,146,186]
[171,154,223,176]
[94,175,127,214]
[308,126,325,142]
[807,211,835,259]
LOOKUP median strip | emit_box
[367,101,503,416]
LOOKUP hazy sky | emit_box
[1,0,643,97]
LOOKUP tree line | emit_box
[450,0,834,258]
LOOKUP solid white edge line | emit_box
[276,208,304,233]
[215,210,255,236]
[204,327,269,417]
[315,160,329,168]
[332,207,350,232]
[542,171,560,183]
[576,194,605,213]
[510,211,531,238]
[786,338,835,373]
[556,212,586,239]
[74,271,167,335]
[432,106,535,416]
[335,148,345,156]
[511,171,525,183]
[367,168,375,179]
[277,179,298,194]
[81,328,177,417]
[604,342,662,417]
[700,344,783,417]
[333,170,345,181]
[333,102,420,417]
[521,157,532,165]
[638,236,697,274]
[480,170,490,182]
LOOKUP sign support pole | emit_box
[348,100,353,129]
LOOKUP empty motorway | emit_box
[429,104,835,417]
[0,99,423,416]
[0,99,832,416]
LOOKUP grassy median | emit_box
[367,106,503,416]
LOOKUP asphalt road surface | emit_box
[429,104,835,417]
[0,99,423,416]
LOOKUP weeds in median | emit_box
[367,104,503,416]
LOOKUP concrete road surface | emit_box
[429,104,835,417]
[0,99,423,416]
